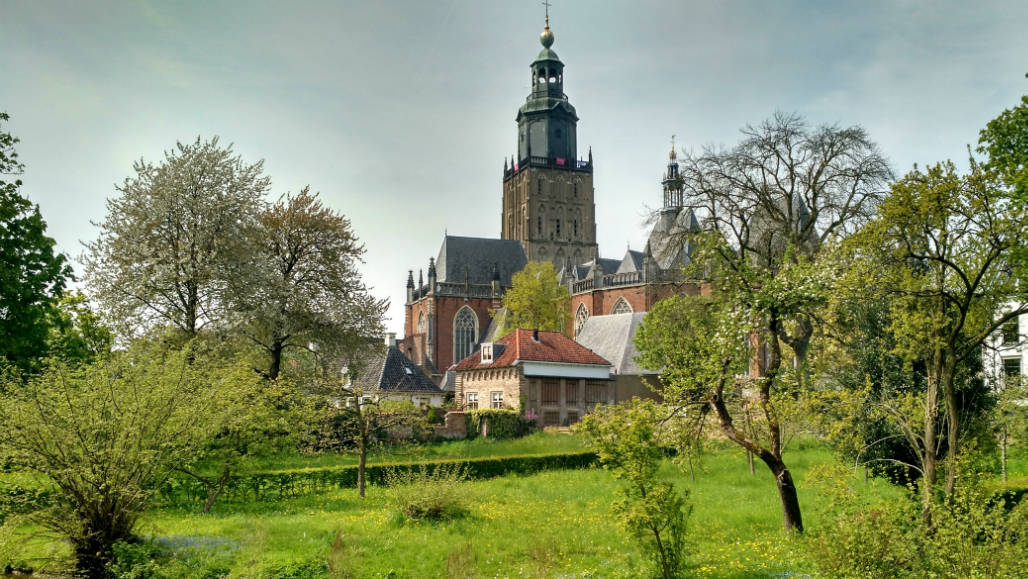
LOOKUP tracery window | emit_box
[417,311,426,334]
[574,303,590,337]
[610,297,633,315]
[453,307,477,363]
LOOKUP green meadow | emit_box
[6,435,965,578]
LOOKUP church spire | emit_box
[662,135,684,209]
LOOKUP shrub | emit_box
[385,462,469,521]
[465,409,535,439]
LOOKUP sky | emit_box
[2,0,1026,334]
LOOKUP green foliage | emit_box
[0,112,73,372]
[578,400,690,578]
[808,465,1028,578]
[46,291,113,365]
[159,451,598,505]
[464,408,536,440]
[499,260,571,335]
[979,93,1028,201]
[0,347,256,575]
[385,462,469,521]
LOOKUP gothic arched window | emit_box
[611,297,633,315]
[417,311,426,334]
[453,307,478,363]
[574,303,590,337]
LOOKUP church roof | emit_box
[435,235,527,286]
[575,313,654,376]
[454,329,610,371]
[352,346,443,394]
[647,207,701,271]
[617,249,645,273]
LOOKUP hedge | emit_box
[987,476,1028,509]
[159,450,597,505]
[464,409,536,439]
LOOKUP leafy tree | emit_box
[578,399,690,579]
[499,260,570,335]
[0,112,72,371]
[849,161,1025,522]
[84,137,270,338]
[232,187,386,379]
[46,291,113,365]
[635,294,816,533]
[675,112,893,380]
[0,346,241,576]
[979,93,1028,201]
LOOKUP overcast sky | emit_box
[2,0,1026,334]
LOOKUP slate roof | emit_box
[575,313,654,376]
[435,235,528,286]
[454,329,610,371]
[353,346,443,394]
[617,249,645,273]
[646,207,701,271]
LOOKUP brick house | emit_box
[453,329,612,427]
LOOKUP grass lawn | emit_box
[6,436,1023,578]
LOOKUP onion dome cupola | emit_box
[516,16,579,163]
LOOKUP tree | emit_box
[0,346,235,576]
[46,291,114,365]
[635,293,816,532]
[979,93,1028,202]
[849,161,1026,523]
[577,399,690,579]
[499,261,570,335]
[84,137,270,338]
[318,376,425,498]
[0,112,72,370]
[232,187,386,379]
[676,112,892,380]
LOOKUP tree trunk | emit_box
[202,466,231,514]
[1001,424,1008,483]
[941,358,959,502]
[770,461,803,533]
[357,434,367,498]
[922,356,941,528]
[268,338,285,381]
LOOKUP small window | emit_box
[537,215,542,234]
[1002,320,1019,345]
[573,219,578,237]
[1003,358,1021,378]
[537,179,543,195]
[491,391,504,409]
[466,392,479,410]
[566,382,579,404]
[541,379,559,405]
[573,182,578,197]
[556,219,561,237]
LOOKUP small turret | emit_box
[427,257,437,294]
[406,270,415,302]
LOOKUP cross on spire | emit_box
[542,0,551,28]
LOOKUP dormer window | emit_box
[481,343,494,364]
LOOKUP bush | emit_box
[385,462,469,521]
[465,409,536,439]
[808,466,1028,578]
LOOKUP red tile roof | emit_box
[454,329,610,371]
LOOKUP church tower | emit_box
[501,14,597,269]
